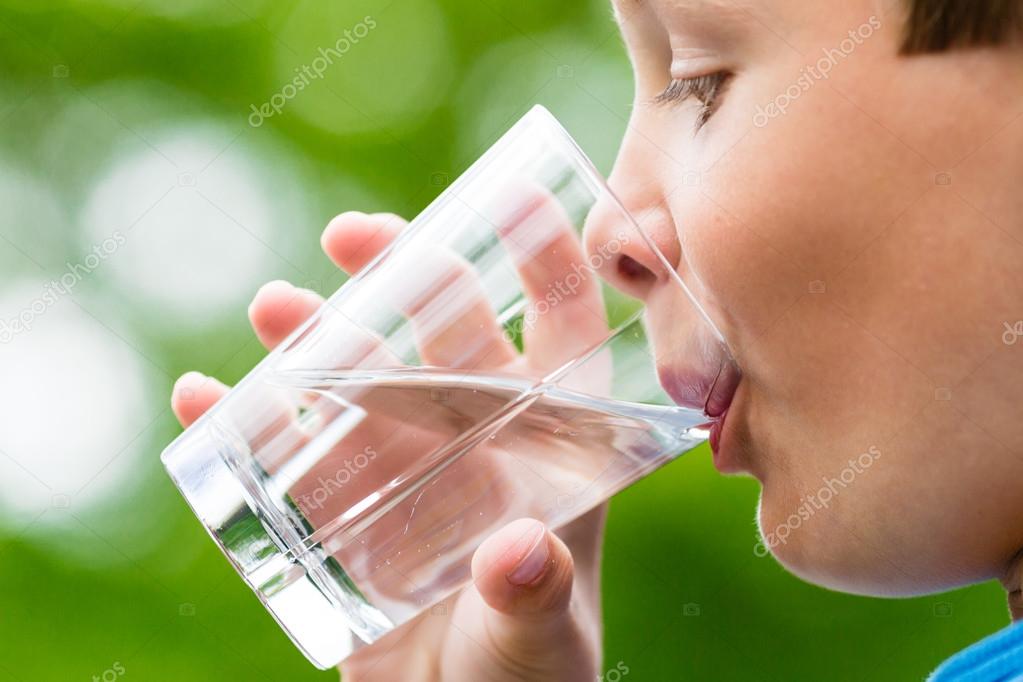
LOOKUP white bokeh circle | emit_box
[0,283,151,520]
[80,123,301,324]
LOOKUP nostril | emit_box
[617,254,656,284]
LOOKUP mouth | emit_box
[659,357,743,472]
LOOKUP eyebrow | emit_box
[613,0,719,22]
[615,0,753,36]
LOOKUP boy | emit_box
[173,0,1023,679]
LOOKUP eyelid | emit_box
[670,48,722,79]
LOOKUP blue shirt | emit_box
[930,621,1023,681]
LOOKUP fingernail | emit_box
[506,522,550,586]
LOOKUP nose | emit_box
[582,124,738,415]
[582,136,682,302]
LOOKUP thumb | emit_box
[460,519,599,681]
[471,518,573,619]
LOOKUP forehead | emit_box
[611,0,756,25]
[611,0,762,41]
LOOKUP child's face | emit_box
[591,0,1023,595]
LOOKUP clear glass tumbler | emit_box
[162,105,733,669]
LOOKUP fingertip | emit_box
[248,279,285,316]
[321,211,369,255]
[248,280,322,350]
[471,518,573,617]
[321,212,404,273]
[251,278,294,300]
[171,371,229,427]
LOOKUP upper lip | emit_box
[704,359,741,417]
[659,354,741,419]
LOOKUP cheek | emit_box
[665,191,805,344]
[674,83,934,349]
[661,82,937,461]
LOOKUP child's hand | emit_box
[171,211,607,681]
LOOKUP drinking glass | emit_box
[161,105,732,669]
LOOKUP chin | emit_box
[755,492,942,598]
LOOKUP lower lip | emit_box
[709,410,726,453]
[708,407,742,473]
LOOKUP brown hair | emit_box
[902,0,1023,53]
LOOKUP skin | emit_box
[594,0,1023,597]
[172,0,1023,678]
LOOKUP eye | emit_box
[653,72,730,129]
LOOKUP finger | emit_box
[326,212,517,369]
[471,518,573,619]
[171,371,229,427]
[248,280,324,350]
[169,369,301,473]
[321,211,405,274]
[396,247,518,368]
[246,278,401,478]
[466,519,598,679]
[497,187,608,369]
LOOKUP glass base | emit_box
[162,418,363,670]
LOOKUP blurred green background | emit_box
[0,0,1009,680]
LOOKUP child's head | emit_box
[587,0,1023,596]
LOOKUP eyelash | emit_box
[653,72,730,128]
